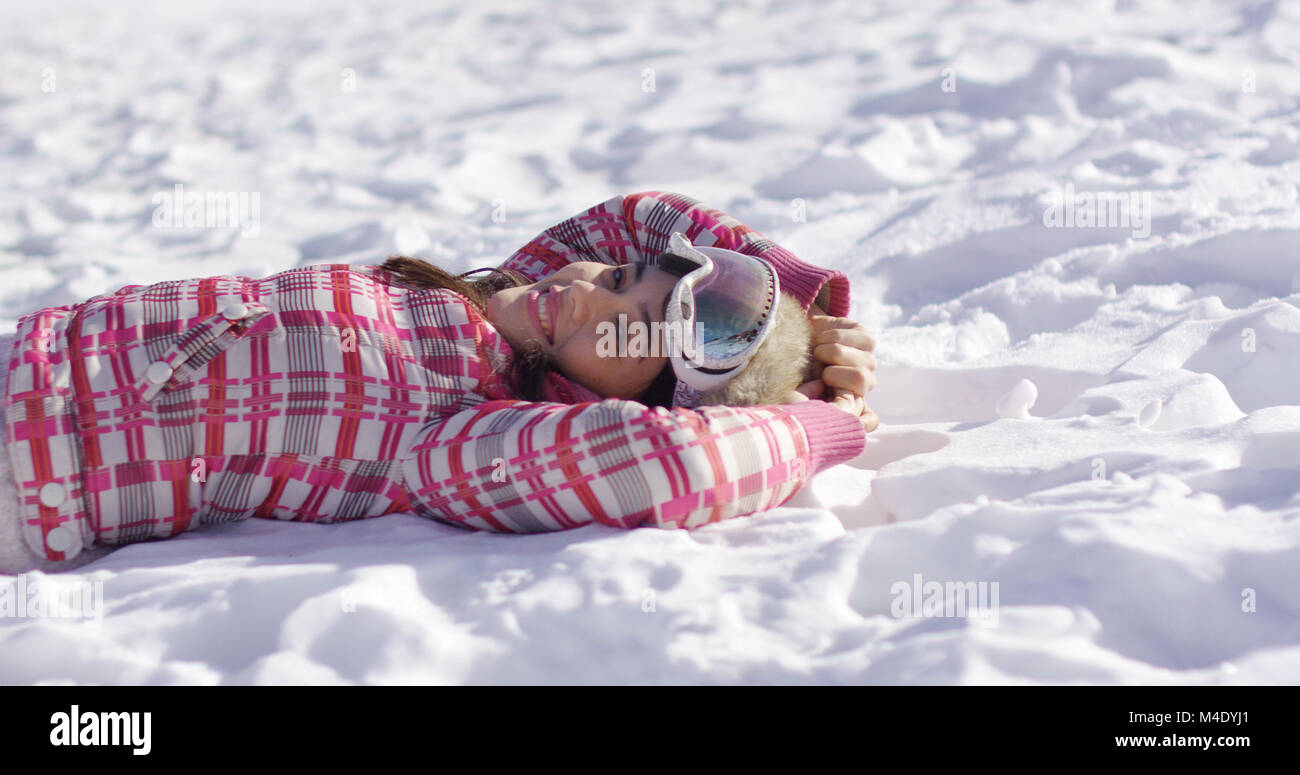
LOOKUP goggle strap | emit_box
[655,250,701,278]
[686,364,736,376]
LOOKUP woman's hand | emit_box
[788,313,879,432]
[781,379,879,433]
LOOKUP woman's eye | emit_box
[612,267,624,288]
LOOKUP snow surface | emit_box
[1,0,1298,684]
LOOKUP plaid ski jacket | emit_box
[4,191,866,562]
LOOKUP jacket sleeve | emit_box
[401,397,866,532]
[498,191,852,317]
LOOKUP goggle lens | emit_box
[686,247,776,360]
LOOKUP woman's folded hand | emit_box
[787,314,879,433]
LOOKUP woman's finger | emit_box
[809,314,861,328]
[795,378,825,400]
[812,342,877,372]
[807,315,858,343]
[815,325,876,353]
[860,404,879,433]
[822,363,877,396]
[836,391,878,428]
[809,316,877,352]
[829,390,862,418]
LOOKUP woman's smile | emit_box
[528,286,557,344]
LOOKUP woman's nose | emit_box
[566,279,606,321]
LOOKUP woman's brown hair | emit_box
[376,256,678,406]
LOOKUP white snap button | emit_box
[39,481,66,507]
[45,526,74,552]
[221,302,249,321]
[146,361,173,384]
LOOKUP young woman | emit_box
[0,190,878,574]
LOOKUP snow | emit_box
[1,0,1298,684]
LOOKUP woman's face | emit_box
[486,261,679,399]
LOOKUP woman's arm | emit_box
[401,396,866,532]
[498,191,852,318]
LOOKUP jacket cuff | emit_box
[762,245,852,317]
[780,401,867,476]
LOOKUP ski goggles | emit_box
[655,231,781,395]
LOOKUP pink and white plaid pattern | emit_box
[402,398,814,531]
[4,191,859,562]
